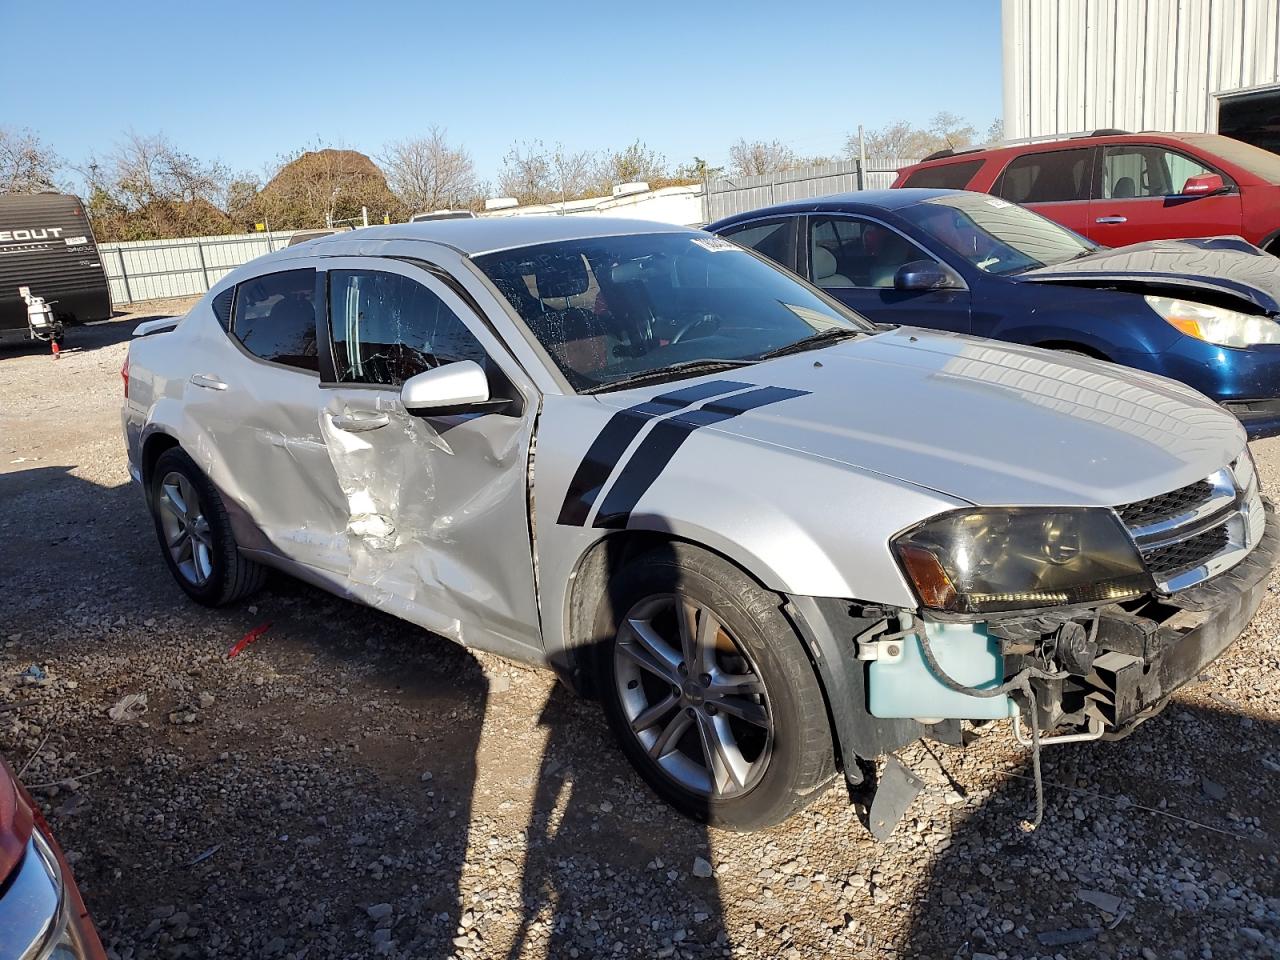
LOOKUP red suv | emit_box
[892,132,1280,254]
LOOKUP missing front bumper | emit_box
[1012,502,1279,733]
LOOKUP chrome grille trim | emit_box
[1117,458,1263,593]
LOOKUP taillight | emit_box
[121,356,129,398]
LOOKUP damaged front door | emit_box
[314,258,543,661]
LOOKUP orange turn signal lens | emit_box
[896,544,958,610]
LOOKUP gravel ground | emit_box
[1,300,1278,960]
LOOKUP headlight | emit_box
[893,508,1153,614]
[1146,295,1280,348]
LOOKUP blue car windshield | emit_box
[900,193,1096,275]
[473,232,873,392]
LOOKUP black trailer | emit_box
[0,193,112,345]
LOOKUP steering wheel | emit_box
[670,313,722,344]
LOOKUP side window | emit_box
[328,269,488,386]
[211,287,234,331]
[1101,146,1215,198]
[996,149,1092,203]
[718,218,796,270]
[232,269,318,370]
[901,159,985,190]
[809,216,933,289]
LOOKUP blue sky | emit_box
[6,0,1002,185]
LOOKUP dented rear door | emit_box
[311,257,543,661]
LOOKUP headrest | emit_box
[536,257,590,299]
[812,246,837,279]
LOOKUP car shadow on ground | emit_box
[4,461,1277,958]
[898,700,1279,957]
[0,315,147,358]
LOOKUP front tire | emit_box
[149,447,266,606]
[595,543,835,830]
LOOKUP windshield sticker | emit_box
[691,236,740,253]
[984,197,1011,208]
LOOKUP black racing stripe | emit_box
[592,386,810,529]
[556,380,753,526]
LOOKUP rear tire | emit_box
[595,542,835,831]
[149,448,267,607]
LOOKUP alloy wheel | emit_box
[613,594,773,798]
[157,471,214,586]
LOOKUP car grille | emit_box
[1116,480,1214,529]
[1116,460,1264,592]
[1142,525,1230,579]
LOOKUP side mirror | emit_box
[401,360,492,415]
[894,260,960,292]
[1181,173,1227,196]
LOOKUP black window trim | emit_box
[992,145,1098,206]
[802,211,970,292]
[1094,142,1239,201]
[223,267,323,377]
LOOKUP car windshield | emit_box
[1179,134,1280,183]
[899,193,1096,275]
[473,232,873,392]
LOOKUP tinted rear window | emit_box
[996,149,1093,203]
[901,159,984,189]
[232,269,319,371]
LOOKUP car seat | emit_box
[1112,176,1137,198]
[811,246,854,288]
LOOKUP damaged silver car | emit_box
[122,218,1277,831]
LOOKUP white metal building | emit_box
[1002,0,1280,152]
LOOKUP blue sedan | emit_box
[709,189,1280,439]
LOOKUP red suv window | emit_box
[900,159,985,190]
[994,149,1093,203]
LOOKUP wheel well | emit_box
[1035,340,1109,361]
[564,531,848,777]
[563,531,681,696]
[1265,234,1280,256]
[140,433,180,501]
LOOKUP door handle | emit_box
[332,411,390,433]
[1095,216,1128,224]
[189,373,227,390]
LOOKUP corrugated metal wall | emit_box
[99,231,302,305]
[1003,0,1280,140]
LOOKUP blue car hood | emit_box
[1017,237,1280,315]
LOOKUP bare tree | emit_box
[109,130,228,209]
[380,127,478,213]
[846,113,982,162]
[592,140,671,193]
[0,127,62,193]
[497,140,595,205]
[728,139,798,177]
[985,116,1005,145]
[927,111,977,151]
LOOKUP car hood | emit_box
[595,328,1245,508]
[1017,237,1280,315]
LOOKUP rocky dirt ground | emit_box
[1,300,1278,960]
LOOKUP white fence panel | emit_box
[101,231,300,305]
[706,158,919,221]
